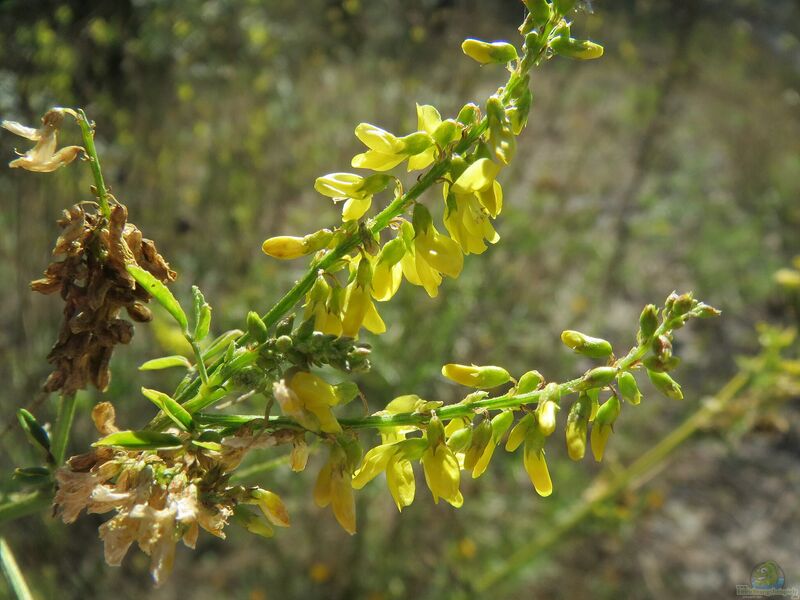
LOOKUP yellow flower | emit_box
[422,442,463,507]
[341,258,386,337]
[442,184,500,255]
[351,123,433,172]
[370,238,405,302]
[451,158,503,217]
[261,236,307,259]
[314,448,356,535]
[248,489,290,528]
[523,427,552,497]
[351,437,420,512]
[272,372,342,433]
[303,276,343,336]
[2,108,83,172]
[407,104,441,171]
[399,206,463,298]
[314,172,392,221]
[590,395,621,462]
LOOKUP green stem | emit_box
[75,110,111,220]
[474,371,751,592]
[196,311,679,434]
[51,393,77,465]
[0,537,34,600]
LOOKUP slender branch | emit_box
[196,314,679,434]
[0,537,34,600]
[75,110,111,220]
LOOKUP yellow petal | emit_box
[371,260,403,302]
[351,150,406,172]
[331,472,357,535]
[523,441,552,497]
[313,462,332,507]
[342,196,372,221]
[416,104,442,134]
[452,158,501,194]
[475,180,503,217]
[354,123,403,153]
[386,456,416,511]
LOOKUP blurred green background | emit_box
[1,0,799,598]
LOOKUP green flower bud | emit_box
[275,315,294,337]
[523,0,552,25]
[516,370,544,394]
[507,86,532,135]
[647,370,683,400]
[427,415,445,447]
[358,173,393,196]
[461,39,519,65]
[447,426,473,453]
[456,104,480,127]
[275,335,293,352]
[464,419,492,471]
[432,119,461,147]
[617,371,641,405]
[491,410,515,440]
[441,363,512,389]
[506,412,535,452]
[550,36,604,60]
[642,355,681,373]
[587,388,600,421]
[560,330,613,359]
[246,311,269,343]
[576,366,618,391]
[565,392,591,461]
[638,304,659,342]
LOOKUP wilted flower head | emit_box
[2,108,83,172]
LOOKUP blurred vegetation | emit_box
[0,0,798,598]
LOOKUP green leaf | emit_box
[192,285,212,342]
[139,355,192,371]
[141,388,193,431]
[93,430,184,450]
[126,263,188,332]
[191,440,222,452]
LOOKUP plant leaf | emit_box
[126,264,188,332]
[93,430,184,450]
[139,355,193,371]
[141,388,193,431]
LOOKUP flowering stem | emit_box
[474,370,751,592]
[153,10,560,425]
[75,109,111,220]
[196,315,680,433]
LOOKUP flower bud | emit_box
[441,363,511,389]
[576,366,618,391]
[590,395,621,462]
[647,370,683,400]
[464,418,492,471]
[617,371,641,405]
[461,39,519,65]
[560,330,613,359]
[456,103,480,127]
[523,429,552,497]
[516,370,544,394]
[426,415,445,447]
[261,235,308,259]
[250,489,291,528]
[446,426,473,453]
[550,36,604,60]
[536,382,560,436]
[505,412,535,452]
[523,0,552,25]
[247,311,269,343]
[565,392,590,460]
[638,304,659,342]
[552,0,578,16]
